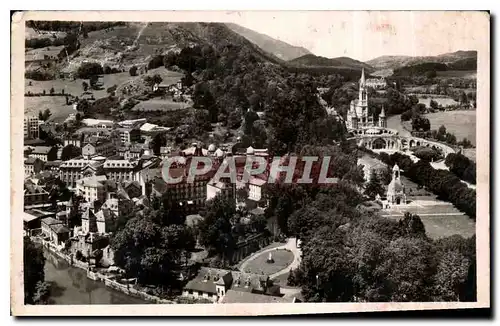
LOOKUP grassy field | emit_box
[384,213,475,240]
[132,98,191,111]
[424,110,476,145]
[24,96,74,122]
[242,249,294,276]
[417,96,459,108]
[24,67,184,121]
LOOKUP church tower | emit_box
[379,106,387,128]
[357,68,369,126]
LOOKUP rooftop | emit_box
[76,175,107,188]
[30,146,54,155]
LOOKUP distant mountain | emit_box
[289,54,374,71]
[366,50,477,70]
[225,23,312,61]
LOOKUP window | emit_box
[188,290,193,294]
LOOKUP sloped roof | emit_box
[30,146,54,155]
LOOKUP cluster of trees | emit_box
[38,109,52,121]
[196,194,268,264]
[24,237,50,304]
[411,116,431,131]
[61,144,82,161]
[272,146,476,302]
[160,42,348,153]
[435,125,458,145]
[76,62,104,79]
[412,146,443,162]
[378,152,476,219]
[445,153,476,185]
[27,21,126,33]
[25,70,55,81]
[25,37,68,49]
[294,208,476,302]
[264,145,364,236]
[393,62,448,77]
[110,194,196,290]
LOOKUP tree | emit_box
[33,281,51,305]
[77,62,103,79]
[364,169,384,199]
[24,237,46,304]
[129,66,138,77]
[343,165,365,188]
[150,133,167,156]
[196,194,236,260]
[144,74,163,88]
[38,109,51,121]
[61,144,82,161]
[89,75,99,89]
[82,81,89,92]
[430,99,439,110]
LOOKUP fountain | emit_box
[266,252,274,264]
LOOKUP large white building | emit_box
[346,68,387,130]
[24,116,40,139]
[75,175,108,204]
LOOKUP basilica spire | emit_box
[360,68,366,86]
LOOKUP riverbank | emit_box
[34,236,176,304]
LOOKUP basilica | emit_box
[346,68,387,130]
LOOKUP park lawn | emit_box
[417,96,459,108]
[24,96,74,123]
[424,110,476,145]
[242,248,294,276]
[384,213,475,240]
[133,98,192,111]
[235,242,284,269]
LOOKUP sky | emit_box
[220,11,487,61]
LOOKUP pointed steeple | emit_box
[360,68,366,86]
[380,106,386,117]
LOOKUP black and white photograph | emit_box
[10,10,490,316]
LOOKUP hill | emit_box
[366,50,477,70]
[225,23,311,61]
[289,54,374,71]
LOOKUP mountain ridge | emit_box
[366,50,477,70]
[225,23,312,61]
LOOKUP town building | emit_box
[43,160,62,173]
[28,146,58,162]
[182,267,282,303]
[59,159,104,188]
[117,145,144,160]
[118,118,147,129]
[76,175,108,204]
[206,178,236,202]
[24,182,49,207]
[248,177,266,203]
[24,157,45,176]
[41,217,70,245]
[24,115,40,140]
[81,118,114,129]
[82,137,115,159]
[103,159,137,183]
[365,77,388,89]
[63,133,84,148]
[117,127,141,144]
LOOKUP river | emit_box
[43,248,150,305]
